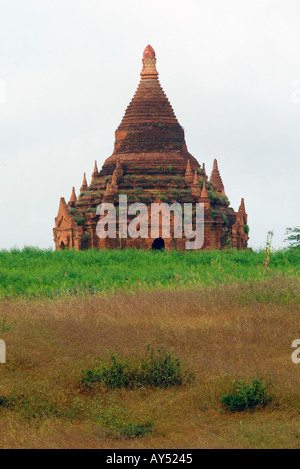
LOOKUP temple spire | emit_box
[92,160,99,180]
[68,186,77,205]
[80,172,88,192]
[191,170,201,197]
[193,170,198,185]
[114,157,124,179]
[210,158,225,193]
[111,170,119,194]
[185,159,193,184]
[200,182,210,211]
[104,183,113,197]
[201,182,209,199]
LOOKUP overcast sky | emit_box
[0,0,299,250]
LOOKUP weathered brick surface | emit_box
[54,46,249,251]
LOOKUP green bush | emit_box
[221,213,229,225]
[220,376,273,412]
[81,346,193,389]
[74,216,85,226]
[138,346,192,387]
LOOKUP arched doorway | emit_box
[60,241,66,250]
[152,237,165,251]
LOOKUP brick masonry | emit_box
[54,45,249,251]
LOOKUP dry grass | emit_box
[0,278,299,449]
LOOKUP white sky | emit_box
[0,0,299,250]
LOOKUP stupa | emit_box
[54,45,248,251]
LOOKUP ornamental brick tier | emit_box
[54,45,249,251]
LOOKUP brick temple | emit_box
[54,45,249,251]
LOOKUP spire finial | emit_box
[143,45,156,59]
[141,45,158,78]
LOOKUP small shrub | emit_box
[208,190,217,201]
[69,208,77,214]
[81,368,102,388]
[210,208,217,220]
[139,346,193,388]
[83,208,97,214]
[244,224,250,234]
[220,376,273,412]
[221,213,229,225]
[74,216,85,226]
[81,346,193,389]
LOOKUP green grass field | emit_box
[0,247,299,298]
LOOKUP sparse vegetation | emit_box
[74,216,85,226]
[220,375,273,412]
[81,346,193,389]
[0,279,299,448]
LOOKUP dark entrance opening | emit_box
[60,241,66,250]
[152,237,165,251]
